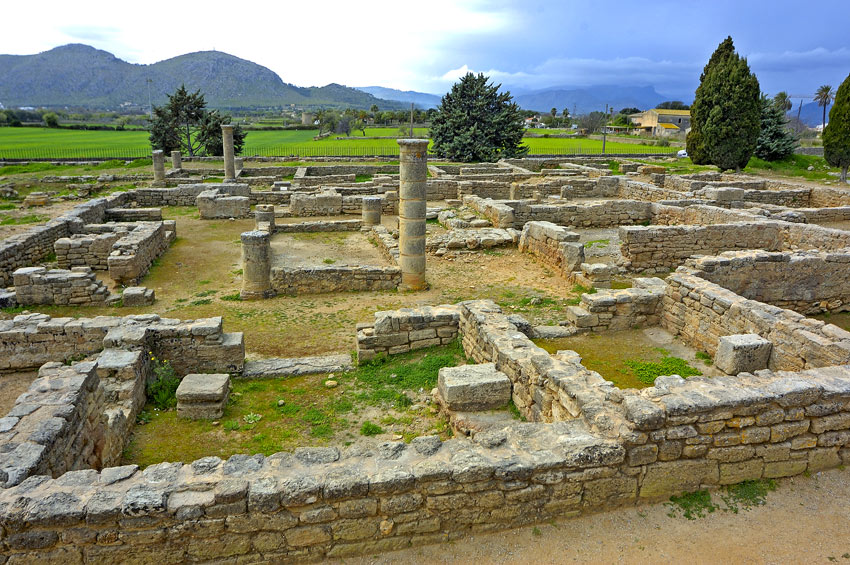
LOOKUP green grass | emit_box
[744,154,841,181]
[624,356,702,385]
[666,479,777,520]
[360,421,383,436]
[666,490,717,520]
[584,239,610,249]
[695,351,713,365]
[0,214,49,226]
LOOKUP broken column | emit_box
[255,204,276,232]
[171,150,182,170]
[397,139,428,290]
[362,196,382,226]
[222,124,235,182]
[152,150,166,186]
[240,230,272,299]
[235,157,244,173]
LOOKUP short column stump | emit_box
[176,373,231,420]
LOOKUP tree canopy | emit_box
[149,85,245,157]
[754,94,798,161]
[687,36,760,171]
[430,73,527,162]
[824,73,850,183]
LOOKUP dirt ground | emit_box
[0,372,37,415]
[332,465,850,565]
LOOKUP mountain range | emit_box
[0,44,408,111]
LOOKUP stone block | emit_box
[177,373,231,420]
[122,286,155,307]
[437,363,511,411]
[715,334,772,375]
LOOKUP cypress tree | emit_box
[755,94,798,161]
[687,37,735,164]
[824,73,850,183]
[430,73,527,162]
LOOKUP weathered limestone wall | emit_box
[104,208,162,222]
[809,186,850,208]
[661,271,850,371]
[781,223,850,251]
[274,220,362,234]
[462,196,516,228]
[463,196,654,230]
[563,278,666,332]
[270,265,401,296]
[791,206,850,225]
[12,267,111,306]
[290,191,343,216]
[0,313,244,375]
[107,221,176,284]
[426,179,460,200]
[197,189,252,219]
[131,183,249,207]
[618,179,688,202]
[55,232,123,270]
[517,221,584,277]
[356,305,460,362]
[685,250,850,314]
[649,203,764,226]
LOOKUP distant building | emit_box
[629,109,691,136]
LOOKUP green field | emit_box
[0,127,676,159]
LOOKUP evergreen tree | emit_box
[149,85,245,157]
[430,73,527,162]
[755,94,798,161]
[687,37,735,164]
[824,73,850,183]
[687,37,760,171]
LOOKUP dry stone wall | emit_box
[270,265,401,295]
[564,278,666,332]
[12,267,111,306]
[518,221,584,277]
[356,305,460,361]
[106,221,176,284]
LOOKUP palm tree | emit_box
[773,91,792,112]
[815,85,836,131]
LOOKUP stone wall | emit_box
[290,191,343,216]
[661,271,850,371]
[356,305,460,361]
[270,265,401,295]
[0,313,244,375]
[12,267,111,306]
[517,221,584,277]
[197,189,252,219]
[809,186,850,208]
[791,206,850,225]
[273,220,362,234]
[564,278,666,332]
[131,183,249,208]
[618,179,688,202]
[685,249,850,315]
[55,232,123,270]
[107,221,176,284]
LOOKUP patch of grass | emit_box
[323,258,336,264]
[190,298,212,306]
[0,214,49,226]
[695,351,713,365]
[220,292,242,301]
[624,356,702,385]
[745,154,841,182]
[194,289,218,297]
[531,526,542,536]
[223,420,240,431]
[719,479,777,513]
[354,174,373,183]
[360,421,383,436]
[198,279,212,285]
[584,239,610,249]
[666,490,717,520]
[242,413,262,425]
[508,400,526,421]
[0,203,16,210]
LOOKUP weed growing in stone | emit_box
[695,351,713,365]
[666,490,717,520]
[146,356,180,410]
[667,479,778,520]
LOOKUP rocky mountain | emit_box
[0,44,407,111]
[513,85,671,115]
[356,86,442,109]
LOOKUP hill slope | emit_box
[356,86,442,109]
[0,44,406,110]
[514,85,669,115]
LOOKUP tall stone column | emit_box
[240,231,272,299]
[222,124,235,181]
[171,150,182,170]
[397,139,429,290]
[152,150,166,186]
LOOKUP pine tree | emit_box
[755,95,798,161]
[687,37,735,164]
[149,85,245,157]
[824,73,850,183]
[687,37,760,171]
[430,73,527,162]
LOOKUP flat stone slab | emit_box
[438,363,512,412]
[242,354,353,378]
[532,325,577,339]
[176,373,230,403]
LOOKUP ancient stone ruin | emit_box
[2,149,850,562]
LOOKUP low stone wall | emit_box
[564,278,666,332]
[426,228,518,253]
[274,220,362,233]
[105,208,162,222]
[12,266,111,305]
[791,206,850,225]
[427,179,460,200]
[0,313,244,375]
[619,222,785,272]
[294,173,356,188]
[132,183,249,207]
[107,221,176,284]
[518,221,584,277]
[368,226,399,264]
[356,305,460,361]
[55,232,123,270]
[685,249,850,314]
[463,196,515,228]
[197,189,251,219]
[809,186,850,207]
[618,179,688,202]
[650,203,765,225]
[270,265,401,295]
[782,222,850,251]
[457,180,513,200]
[291,191,343,216]
[662,271,850,371]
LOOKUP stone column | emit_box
[397,139,428,290]
[255,204,276,232]
[171,151,182,170]
[152,150,166,186]
[240,231,272,299]
[222,124,235,182]
[234,157,244,173]
[362,196,382,226]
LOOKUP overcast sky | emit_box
[3,0,849,101]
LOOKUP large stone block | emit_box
[177,373,231,420]
[437,363,511,411]
[715,334,772,375]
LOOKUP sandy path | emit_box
[333,466,850,564]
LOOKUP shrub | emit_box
[360,421,383,436]
[146,354,181,410]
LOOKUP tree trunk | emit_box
[842,165,848,184]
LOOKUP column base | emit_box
[239,289,276,300]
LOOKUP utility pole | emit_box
[409,103,414,137]
[146,78,153,119]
